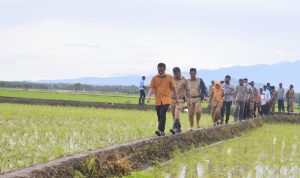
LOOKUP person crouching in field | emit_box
[209,81,224,126]
[170,67,191,134]
[147,63,179,136]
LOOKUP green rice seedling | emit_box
[128,124,300,177]
[0,103,216,173]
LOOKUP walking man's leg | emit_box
[171,102,183,134]
[278,100,282,113]
[156,106,161,130]
[239,102,245,121]
[234,102,240,122]
[141,90,146,105]
[225,101,232,124]
[195,101,202,128]
[220,101,226,123]
[158,105,169,134]
[188,103,195,128]
[139,90,143,105]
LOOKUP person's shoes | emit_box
[225,121,228,125]
[170,128,181,135]
[170,128,177,135]
[220,122,224,125]
[155,130,165,136]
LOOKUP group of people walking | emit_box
[141,63,298,136]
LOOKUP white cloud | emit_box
[0,0,300,80]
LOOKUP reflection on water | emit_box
[137,124,300,178]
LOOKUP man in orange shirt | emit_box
[147,63,179,136]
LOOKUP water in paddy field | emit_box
[129,124,300,177]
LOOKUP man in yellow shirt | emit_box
[147,63,179,136]
[170,67,191,134]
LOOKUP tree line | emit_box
[0,81,140,94]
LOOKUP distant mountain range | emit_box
[40,60,300,89]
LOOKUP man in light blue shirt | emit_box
[277,83,285,112]
[139,76,146,105]
[263,85,271,115]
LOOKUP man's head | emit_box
[189,68,197,80]
[263,85,267,90]
[250,81,254,87]
[225,75,231,84]
[211,80,215,85]
[142,76,146,80]
[173,67,181,79]
[290,85,294,89]
[239,79,244,86]
[271,86,275,92]
[279,83,283,88]
[244,78,248,84]
[267,83,270,87]
[259,88,263,94]
[157,63,166,75]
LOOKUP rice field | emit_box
[0,89,153,105]
[127,124,300,178]
[0,89,211,108]
[0,103,215,173]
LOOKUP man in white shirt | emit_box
[139,76,146,105]
[262,85,271,115]
[277,83,285,112]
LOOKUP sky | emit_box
[0,0,300,81]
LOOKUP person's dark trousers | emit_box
[258,106,262,116]
[173,118,181,130]
[139,90,146,105]
[261,104,268,116]
[221,101,232,124]
[278,99,285,112]
[156,105,170,132]
[253,103,257,118]
[234,101,245,122]
[243,102,250,119]
[265,102,270,115]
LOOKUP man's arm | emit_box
[208,89,214,106]
[200,79,208,100]
[170,78,179,105]
[185,80,192,105]
[146,88,153,103]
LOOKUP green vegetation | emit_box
[0,103,214,173]
[0,88,152,104]
[128,124,300,177]
[0,89,212,108]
